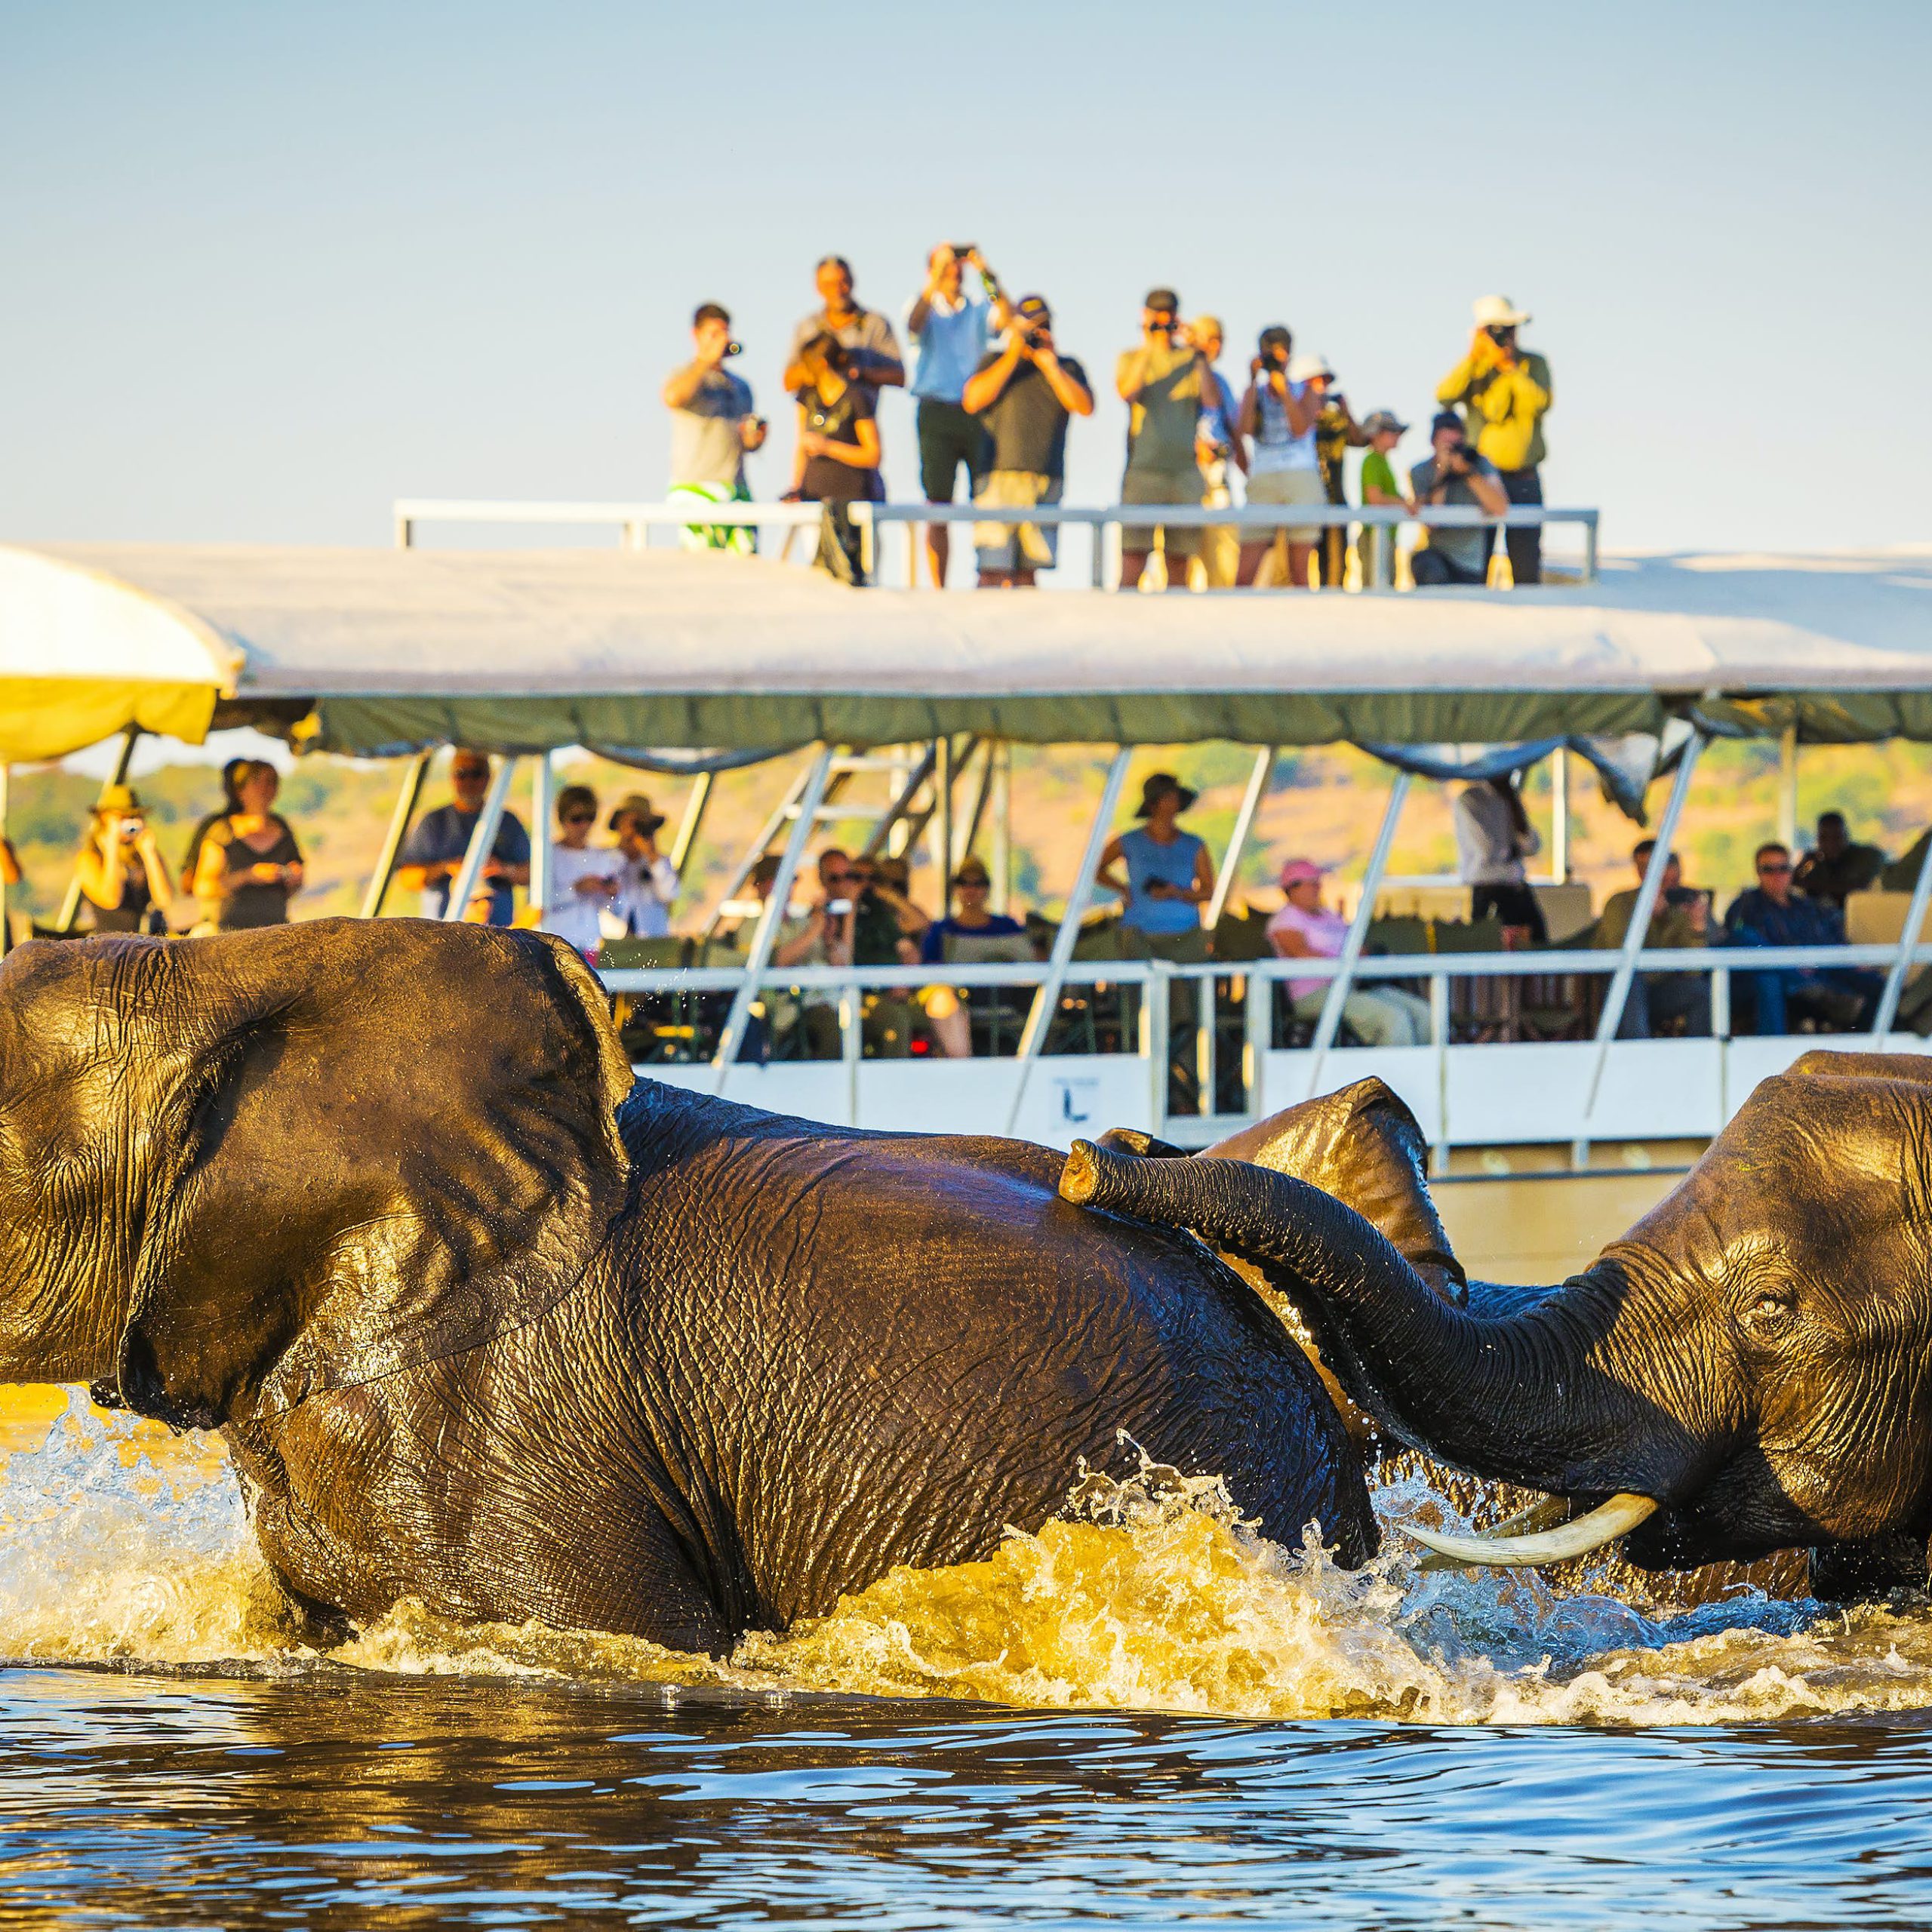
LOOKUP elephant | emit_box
[0,918,1449,1654]
[1060,1050,1932,1595]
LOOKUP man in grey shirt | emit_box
[662,301,767,550]
[782,255,905,393]
[1409,411,1511,586]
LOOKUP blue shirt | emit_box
[1198,370,1238,457]
[399,802,532,925]
[1724,888,1844,951]
[1118,826,1204,934]
[905,291,992,403]
[921,912,1026,964]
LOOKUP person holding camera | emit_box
[1189,315,1246,588]
[1115,288,1211,592]
[783,255,904,395]
[662,301,767,553]
[962,294,1094,587]
[1298,353,1368,587]
[1409,413,1511,586]
[789,332,884,586]
[76,784,176,934]
[906,244,1012,587]
[1436,295,1552,584]
[1235,325,1323,588]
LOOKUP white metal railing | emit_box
[392,497,1601,587]
[598,941,1932,1155]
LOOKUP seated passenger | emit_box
[918,856,1030,1059]
[1266,858,1434,1048]
[1592,839,1711,1038]
[1724,841,1881,1034]
[77,784,176,934]
[538,784,622,959]
[1792,810,1886,909]
[844,854,921,1057]
[768,848,857,1059]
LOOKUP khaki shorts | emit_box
[974,470,1062,571]
[1120,463,1205,558]
[1244,466,1327,545]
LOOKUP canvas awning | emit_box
[5,539,1929,761]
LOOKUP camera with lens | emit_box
[723,338,743,358]
[1484,324,1515,346]
[950,243,977,260]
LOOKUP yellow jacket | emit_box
[1436,349,1552,471]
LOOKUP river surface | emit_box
[6,1393,1932,1928]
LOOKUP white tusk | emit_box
[1405,1491,1660,1569]
[1415,1495,1572,1573]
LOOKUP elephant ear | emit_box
[1205,1078,1466,1303]
[112,918,633,1429]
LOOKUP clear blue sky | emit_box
[3,0,1927,556]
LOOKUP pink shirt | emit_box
[1267,899,1349,1000]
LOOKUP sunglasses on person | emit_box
[822,869,854,888]
[1759,859,1793,874]
[454,766,490,783]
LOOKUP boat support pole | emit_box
[712,745,835,1089]
[1304,771,1411,1100]
[1574,728,1706,1166]
[441,756,520,921]
[361,751,430,919]
[1206,746,1275,934]
[529,752,557,920]
[1872,834,1932,1038]
[1006,747,1134,1136]
[669,770,714,884]
[0,764,10,956]
[56,726,142,934]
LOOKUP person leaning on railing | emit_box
[1409,414,1512,587]
[661,301,768,552]
[1436,294,1552,585]
[1592,838,1712,1038]
[961,294,1094,588]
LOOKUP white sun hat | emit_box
[1472,294,1531,328]
[1286,351,1333,383]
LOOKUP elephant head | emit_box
[1061,1053,1932,1577]
[0,919,633,1431]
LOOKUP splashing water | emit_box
[4,1391,1930,1723]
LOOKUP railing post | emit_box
[441,755,521,922]
[56,725,141,934]
[712,745,836,1086]
[1146,964,1172,1138]
[1583,512,1599,584]
[360,749,430,919]
[1430,973,1452,1173]
[529,751,556,924]
[1243,966,1269,1117]
[1872,837,1932,1038]
[1305,771,1411,1098]
[1006,746,1134,1132]
[1574,729,1707,1163]
[395,514,414,549]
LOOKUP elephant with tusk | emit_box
[1060,1051,1932,1595]
[0,920,1434,1653]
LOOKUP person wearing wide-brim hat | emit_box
[77,782,176,934]
[1435,292,1552,586]
[1097,771,1218,1107]
[607,793,678,939]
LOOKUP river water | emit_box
[6,1393,1932,1928]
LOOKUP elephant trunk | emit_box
[1060,1141,1697,1509]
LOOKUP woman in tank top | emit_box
[192,759,305,931]
[76,784,176,934]
[1097,771,1215,941]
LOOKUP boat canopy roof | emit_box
[5,539,1931,761]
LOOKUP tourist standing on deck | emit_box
[783,256,904,395]
[905,244,1011,587]
[962,295,1094,587]
[1189,315,1244,589]
[539,784,623,959]
[1115,290,1209,592]
[1454,772,1546,942]
[1436,295,1551,585]
[1357,411,1415,586]
[608,793,679,938]
[1235,326,1322,589]
[1300,354,1367,588]
[395,750,531,926]
[1098,771,1217,1108]
[76,785,175,934]
[192,761,304,931]
[789,334,884,585]
[662,303,766,552]
[1410,414,1511,586]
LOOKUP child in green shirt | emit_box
[1357,411,1414,586]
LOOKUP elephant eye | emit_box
[1746,1290,1795,1324]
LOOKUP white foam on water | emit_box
[3,1391,1928,1722]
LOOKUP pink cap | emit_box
[1279,858,1325,888]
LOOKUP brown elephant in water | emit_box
[1065,1051,1932,1598]
[0,921,1466,1654]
